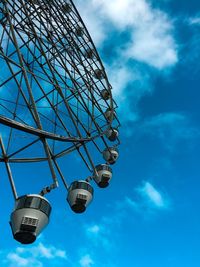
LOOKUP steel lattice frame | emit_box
[0,0,120,199]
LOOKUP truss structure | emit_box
[0,0,120,200]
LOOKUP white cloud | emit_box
[74,0,178,124]
[85,223,112,251]
[137,181,168,208]
[74,0,106,46]
[5,242,67,267]
[188,16,200,25]
[181,16,200,76]
[31,242,67,260]
[81,181,171,263]
[79,254,94,267]
[125,196,140,210]
[93,0,150,28]
[120,180,170,213]
[23,242,67,260]
[76,0,178,69]
[6,252,43,267]
[54,249,68,259]
[35,243,54,259]
[16,248,26,254]
[87,225,100,234]
[105,62,153,122]
[127,18,177,69]
[108,65,133,100]
[84,181,170,252]
[7,253,29,267]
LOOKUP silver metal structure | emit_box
[0,0,120,243]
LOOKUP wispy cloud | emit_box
[30,242,67,259]
[4,241,67,267]
[75,0,178,123]
[78,0,178,69]
[106,63,153,122]
[6,252,42,267]
[137,181,169,209]
[79,254,94,267]
[85,223,112,251]
[181,15,200,76]
[188,15,200,26]
[83,180,170,258]
[120,180,171,214]
[99,0,178,70]
[87,224,100,235]
[7,253,31,267]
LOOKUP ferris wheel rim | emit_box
[0,114,108,143]
[0,0,117,142]
[0,0,120,176]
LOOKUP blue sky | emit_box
[0,0,200,266]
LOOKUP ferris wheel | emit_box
[0,0,120,244]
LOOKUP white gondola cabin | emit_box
[10,194,51,244]
[67,181,93,213]
[94,164,112,188]
[103,147,119,164]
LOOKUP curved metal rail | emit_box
[0,0,120,200]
